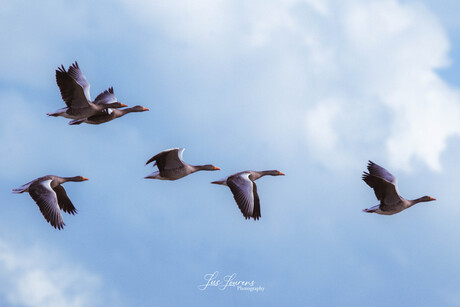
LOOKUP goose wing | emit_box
[28,180,65,230]
[53,185,77,215]
[146,148,185,172]
[55,62,91,109]
[366,161,396,184]
[227,173,260,220]
[94,87,118,105]
[362,161,402,210]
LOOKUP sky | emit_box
[1,0,460,306]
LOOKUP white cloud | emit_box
[1,0,458,171]
[121,0,460,171]
[305,99,341,158]
[0,239,117,307]
[0,0,460,169]
[340,0,457,171]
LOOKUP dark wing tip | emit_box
[367,160,376,169]
[109,87,114,93]
[362,171,370,180]
[57,65,66,73]
[54,221,65,230]
[65,207,78,215]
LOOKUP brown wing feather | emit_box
[29,180,65,230]
[53,185,77,215]
[227,174,259,220]
[55,62,91,109]
[362,171,401,211]
[146,149,184,176]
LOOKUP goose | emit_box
[362,161,435,215]
[68,105,149,125]
[47,62,127,119]
[12,175,88,229]
[211,170,285,220]
[144,148,220,180]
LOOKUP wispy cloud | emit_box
[0,238,118,307]
[3,0,457,171]
[120,0,460,171]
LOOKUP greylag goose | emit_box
[47,62,127,119]
[362,161,435,215]
[68,105,149,125]
[145,148,220,180]
[211,170,285,220]
[12,175,88,229]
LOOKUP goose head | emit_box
[420,196,436,202]
[106,102,127,108]
[410,195,436,206]
[197,165,220,171]
[73,176,89,182]
[123,105,150,113]
[263,170,285,176]
[63,176,89,182]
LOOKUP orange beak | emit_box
[214,166,221,170]
[143,107,150,111]
[82,177,89,181]
[429,197,436,201]
[120,103,128,107]
[279,171,285,175]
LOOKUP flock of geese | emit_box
[12,62,437,230]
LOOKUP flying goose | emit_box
[68,105,149,125]
[362,161,435,215]
[145,148,220,180]
[47,62,127,119]
[211,170,285,220]
[12,175,88,229]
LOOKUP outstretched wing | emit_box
[227,173,260,220]
[362,161,401,210]
[55,61,91,109]
[94,87,118,105]
[28,180,65,230]
[53,185,77,215]
[146,148,185,174]
[367,161,396,184]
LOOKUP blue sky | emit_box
[1,0,460,306]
